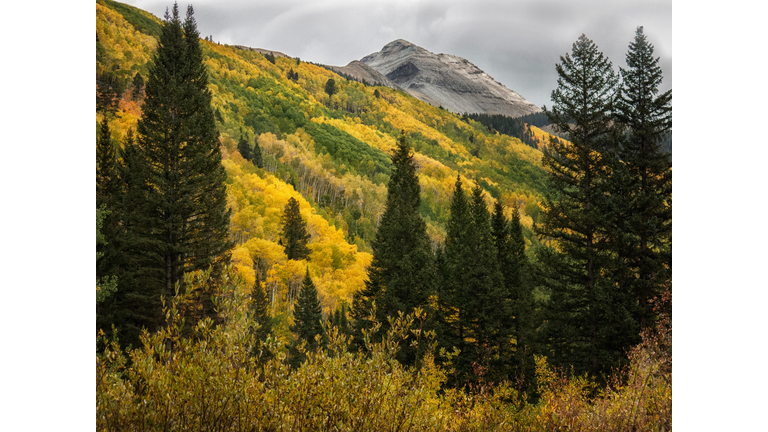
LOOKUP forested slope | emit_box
[96,0,557,326]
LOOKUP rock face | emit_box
[360,39,540,117]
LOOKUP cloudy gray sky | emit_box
[120,0,671,110]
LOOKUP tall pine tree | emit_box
[249,272,274,364]
[130,3,232,303]
[493,201,536,395]
[614,27,673,327]
[252,135,264,168]
[96,116,122,291]
[329,302,352,341]
[287,268,327,368]
[350,131,435,366]
[439,177,510,386]
[539,34,635,379]
[109,129,163,349]
[281,197,311,260]
[96,116,119,210]
[237,135,252,161]
[436,175,473,378]
[96,117,125,343]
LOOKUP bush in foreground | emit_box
[97,267,671,431]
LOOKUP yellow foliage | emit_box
[96,3,157,77]
[223,154,373,315]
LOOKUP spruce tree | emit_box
[249,273,273,363]
[96,206,118,303]
[281,197,311,260]
[96,116,123,339]
[439,177,510,386]
[287,268,327,368]
[539,34,635,379]
[614,26,672,327]
[493,202,536,395]
[350,131,435,366]
[324,78,336,97]
[132,72,145,97]
[437,176,473,381]
[106,129,163,349]
[132,3,232,301]
[96,116,119,211]
[96,74,120,114]
[237,135,252,161]
[330,302,352,340]
[252,135,264,168]
[466,185,510,384]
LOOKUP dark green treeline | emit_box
[348,132,535,390]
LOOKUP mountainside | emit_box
[96,0,562,323]
[361,39,541,117]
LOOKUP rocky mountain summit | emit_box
[360,39,540,117]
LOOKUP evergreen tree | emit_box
[252,135,264,168]
[109,128,164,349]
[613,26,673,327]
[438,177,510,386]
[467,185,510,384]
[437,175,473,380]
[132,72,145,97]
[249,273,273,363]
[329,302,352,340]
[539,34,635,379]
[96,116,124,338]
[237,135,251,161]
[324,78,336,97]
[350,131,435,366]
[493,201,536,396]
[96,206,118,303]
[131,3,232,301]
[286,68,298,81]
[281,197,311,260]
[96,74,121,114]
[287,268,327,368]
[96,116,119,210]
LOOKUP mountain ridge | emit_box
[360,39,541,117]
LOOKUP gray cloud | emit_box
[121,0,671,109]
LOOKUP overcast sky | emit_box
[120,0,671,111]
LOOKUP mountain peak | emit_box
[385,39,415,47]
[360,40,540,117]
